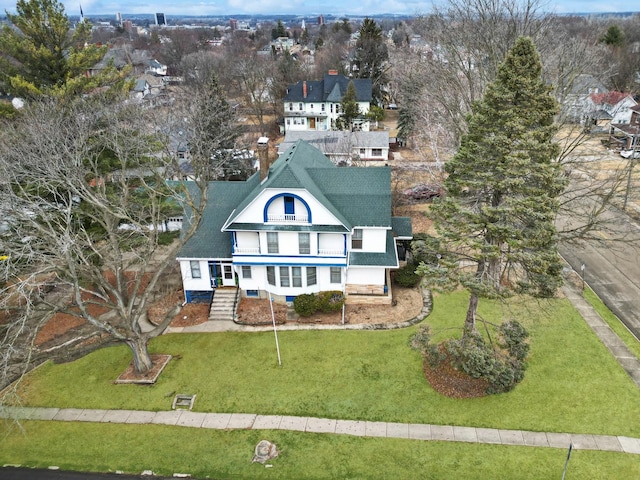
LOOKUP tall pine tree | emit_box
[353,18,388,105]
[0,0,124,99]
[419,37,566,336]
[336,80,360,131]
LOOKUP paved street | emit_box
[559,204,640,340]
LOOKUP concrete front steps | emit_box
[208,288,239,322]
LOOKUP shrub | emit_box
[158,230,180,246]
[317,291,344,313]
[444,328,529,394]
[395,263,421,288]
[409,325,445,367]
[293,294,317,317]
[499,320,530,361]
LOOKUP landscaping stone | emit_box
[251,440,278,464]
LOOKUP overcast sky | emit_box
[0,0,637,17]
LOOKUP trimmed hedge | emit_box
[293,291,344,316]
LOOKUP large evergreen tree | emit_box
[353,18,388,105]
[336,80,360,131]
[0,0,122,98]
[419,37,566,337]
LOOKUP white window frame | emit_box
[190,260,201,279]
[241,266,252,279]
[330,267,341,284]
[307,267,317,286]
[267,232,279,254]
[299,233,310,254]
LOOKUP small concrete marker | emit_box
[47,466,60,470]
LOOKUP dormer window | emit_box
[289,102,293,111]
[299,103,303,111]
[352,229,363,249]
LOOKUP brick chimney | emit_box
[303,81,307,99]
[328,69,338,75]
[257,137,270,181]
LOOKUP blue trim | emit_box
[343,234,347,255]
[284,196,295,215]
[233,254,345,260]
[285,295,296,302]
[247,290,259,297]
[263,193,312,223]
[232,261,348,267]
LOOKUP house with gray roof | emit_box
[176,139,411,305]
[283,71,372,133]
[279,130,389,164]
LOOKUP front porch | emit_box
[344,269,393,305]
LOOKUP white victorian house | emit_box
[176,139,411,306]
[283,71,372,133]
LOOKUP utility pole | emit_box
[623,125,639,211]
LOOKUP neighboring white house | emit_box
[176,139,411,305]
[592,92,638,125]
[278,130,390,164]
[283,71,372,133]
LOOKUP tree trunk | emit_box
[464,293,479,338]
[126,337,153,374]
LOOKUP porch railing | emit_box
[267,214,309,223]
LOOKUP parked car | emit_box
[402,184,441,201]
[620,149,640,159]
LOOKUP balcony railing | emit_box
[234,246,260,254]
[318,248,344,256]
[267,214,309,223]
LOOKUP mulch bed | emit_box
[115,354,172,384]
[423,348,489,399]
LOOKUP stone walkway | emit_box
[2,406,639,455]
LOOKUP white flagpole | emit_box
[269,296,282,366]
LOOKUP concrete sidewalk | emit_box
[2,406,639,455]
[562,284,640,388]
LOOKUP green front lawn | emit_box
[1,421,638,480]
[13,291,640,437]
[583,287,640,359]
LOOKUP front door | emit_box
[221,263,235,287]
[309,118,316,130]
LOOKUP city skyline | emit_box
[0,0,638,18]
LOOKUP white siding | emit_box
[347,267,385,285]
[180,260,212,291]
[232,188,345,226]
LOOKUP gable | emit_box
[284,74,372,104]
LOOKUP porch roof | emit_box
[349,231,398,268]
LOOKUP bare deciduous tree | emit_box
[0,87,235,393]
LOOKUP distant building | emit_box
[116,12,122,27]
[155,13,166,26]
[229,18,238,30]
